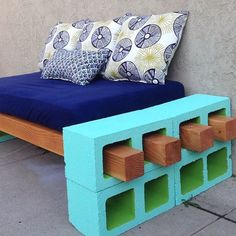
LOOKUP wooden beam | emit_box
[0,113,144,181]
[143,133,181,166]
[103,144,144,181]
[208,115,236,141]
[180,123,214,152]
[0,113,64,156]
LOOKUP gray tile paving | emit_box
[225,208,236,222]
[190,178,236,216]
[124,205,218,236]
[0,139,235,236]
[0,139,45,166]
[0,142,80,236]
[194,218,236,236]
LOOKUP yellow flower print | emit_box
[70,31,81,48]
[105,63,120,79]
[45,49,55,60]
[156,14,175,34]
[113,30,121,41]
[117,25,131,40]
[57,24,71,31]
[110,70,120,79]
[135,44,166,73]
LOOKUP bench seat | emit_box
[0,72,185,131]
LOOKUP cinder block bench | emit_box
[0,94,235,235]
[63,94,234,236]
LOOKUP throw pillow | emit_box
[41,49,110,86]
[77,14,133,53]
[38,20,91,70]
[104,11,188,84]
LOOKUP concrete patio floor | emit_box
[0,139,236,236]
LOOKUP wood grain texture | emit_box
[103,144,144,181]
[0,113,144,181]
[208,115,236,141]
[0,113,64,156]
[180,122,214,152]
[143,134,181,166]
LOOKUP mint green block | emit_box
[0,131,15,142]
[63,94,232,192]
[63,94,233,235]
[63,108,173,192]
[66,165,175,236]
[175,142,232,205]
[204,141,232,188]
[170,94,231,139]
[169,94,232,204]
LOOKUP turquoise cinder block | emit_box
[204,141,232,189]
[171,94,230,138]
[63,107,174,192]
[144,94,230,129]
[0,132,14,143]
[63,94,233,235]
[169,94,232,205]
[67,165,175,236]
[175,140,232,205]
[63,94,232,193]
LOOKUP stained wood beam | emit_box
[208,115,236,141]
[180,122,214,152]
[103,144,144,181]
[143,133,181,166]
[0,113,144,181]
[0,113,64,156]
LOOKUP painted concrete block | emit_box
[168,94,232,204]
[66,165,175,236]
[0,131,14,142]
[175,141,232,205]
[62,94,233,235]
[63,108,174,192]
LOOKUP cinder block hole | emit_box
[142,128,166,165]
[209,108,226,117]
[180,159,204,194]
[103,139,132,150]
[106,189,135,230]
[103,139,132,179]
[207,147,228,181]
[179,116,201,136]
[143,128,167,138]
[144,175,169,212]
[180,116,201,126]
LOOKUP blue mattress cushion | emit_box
[0,72,185,131]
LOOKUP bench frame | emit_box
[0,113,63,155]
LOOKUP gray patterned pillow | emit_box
[41,49,109,85]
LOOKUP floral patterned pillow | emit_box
[38,19,92,70]
[77,13,133,54]
[104,11,188,84]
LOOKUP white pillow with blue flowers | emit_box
[38,19,92,70]
[104,11,188,84]
[77,13,133,54]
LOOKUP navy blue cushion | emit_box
[0,72,185,131]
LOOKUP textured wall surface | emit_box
[0,0,236,173]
